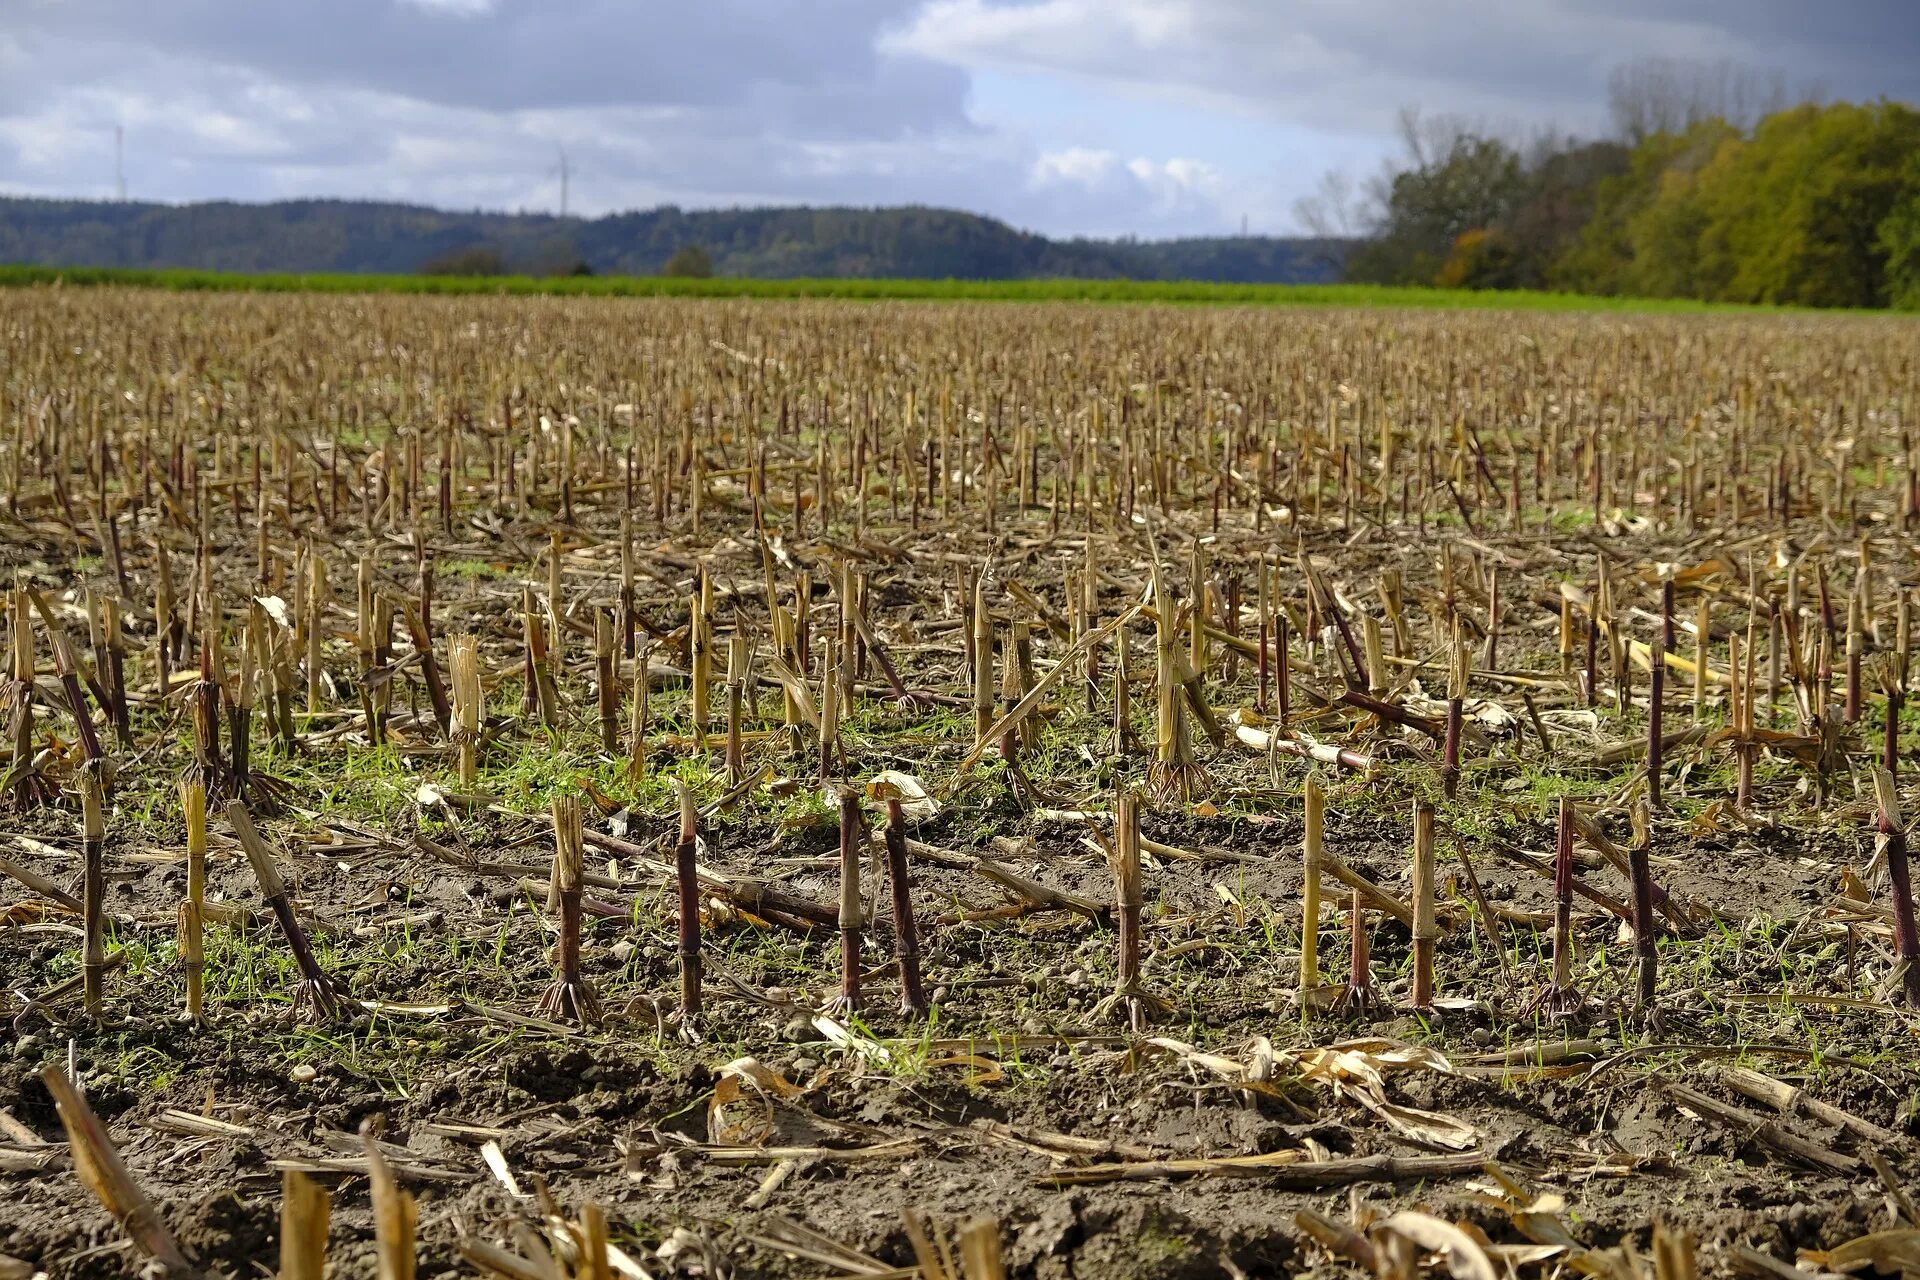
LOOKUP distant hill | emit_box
[0,197,1347,283]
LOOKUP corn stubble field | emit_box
[3,287,1920,1280]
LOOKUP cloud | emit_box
[0,2,985,212]
[1025,148,1228,236]
[396,0,497,16]
[0,1,1913,238]
[4,1,971,123]
[885,0,1772,135]
[1031,147,1120,187]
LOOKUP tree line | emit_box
[1305,60,1920,309]
[0,197,1345,285]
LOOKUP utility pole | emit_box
[558,146,570,219]
[115,125,126,202]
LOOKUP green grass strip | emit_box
[0,262,1872,313]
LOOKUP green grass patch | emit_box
[0,263,1862,314]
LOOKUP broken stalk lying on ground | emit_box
[41,1064,197,1277]
[225,800,352,1023]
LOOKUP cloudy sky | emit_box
[1,0,1915,238]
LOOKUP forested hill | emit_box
[0,197,1345,283]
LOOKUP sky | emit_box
[1,0,1915,239]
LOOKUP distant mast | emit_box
[557,146,570,219]
[115,125,126,202]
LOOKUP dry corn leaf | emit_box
[1509,1208,1633,1280]
[866,770,939,819]
[706,1080,776,1145]
[925,1054,1005,1086]
[1806,1229,1920,1279]
[707,1058,804,1146]
[1142,1037,1290,1098]
[1649,559,1733,588]
[1511,1211,1577,1244]
[254,595,293,628]
[1358,1097,1479,1151]
[1379,1211,1498,1280]
[1689,799,1769,835]
[480,1140,526,1199]
[1487,1243,1569,1267]
[1468,699,1515,731]
[1464,1180,1568,1215]
[1283,1038,1455,1091]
